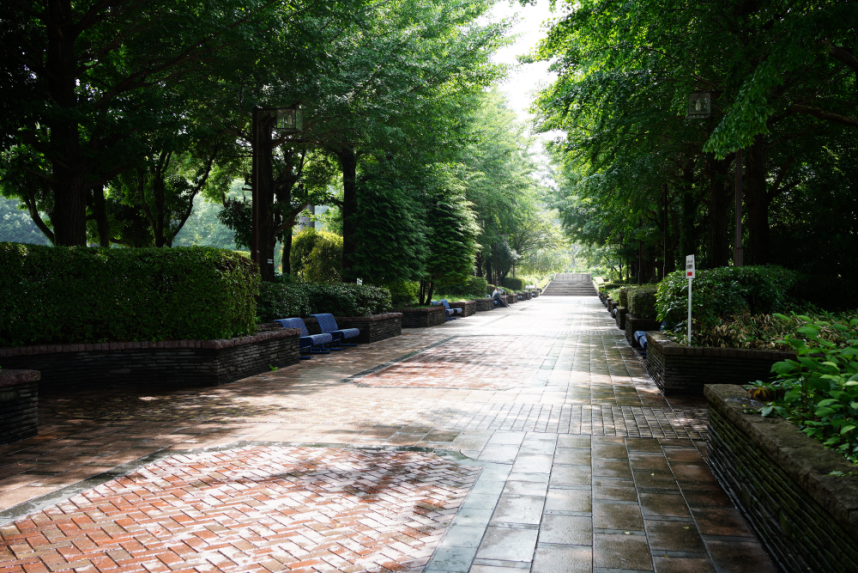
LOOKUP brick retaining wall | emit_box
[645,332,794,394]
[474,299,494,312]
[624,315,661,347]
[615,307,628,330]
[0,369,39,445]
[333,313,402,343]
[706,384,858,573]
[506,295,517,305]
[391,306,447,328]
[448,301,476,317]
[0,330,301,390]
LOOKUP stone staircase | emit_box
[542,273,597,296]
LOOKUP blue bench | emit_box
[311,313,361,347]
[272,317,332,359]
[432,300,461,321]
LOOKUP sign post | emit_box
[686,255,695,344]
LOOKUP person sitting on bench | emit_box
[492,287,509,307]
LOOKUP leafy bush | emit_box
[657,265,798,331]
[0,243,258,346]
[502,276,525,291]
[674,311,858,350]
[257,283,311,322]
[305,283,391,316]
[436,276,488,297]
[486,283,496,295]
[629,286,658,319]
[305,233,343,283]
[290,229,343,283]
[256,283,392,319]
[618,287,630,308]
[384,280,420,307]
[749,316,858,464]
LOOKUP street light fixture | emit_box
[251,105,302,272]
[686,91,714,119]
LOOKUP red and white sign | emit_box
[686,255,695,279]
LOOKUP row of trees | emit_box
[1,0,564,290]
[531,0,857,304]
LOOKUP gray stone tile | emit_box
[439,525,487,548]
[538,514,592,546]
[512,454,553,474]
[477,526,539,562]
[480,445,520,463]
[545,488,592,513]
[491,494,545,526]
[503,480,549,497]
[488,432,527,446]
[427,545,479,572]
[550,465,592,486]
[532,546,592,573]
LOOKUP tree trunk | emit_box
[257,115,276,282]
[745,139,770,265]
[708,156,729,268]
[281,231,293,275]
[337,146,358,282]
[46,1,87,246]
[475,252,484,278]
[680,162,696,259]
[89,187,111,247]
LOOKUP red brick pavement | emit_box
[0,447,480,573]
[359,337,554,390]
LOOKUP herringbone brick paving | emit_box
[0,447,479,573]
[0,294,774,572]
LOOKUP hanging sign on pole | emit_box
[686,255,695,343]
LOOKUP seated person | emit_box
[492,287,509,307]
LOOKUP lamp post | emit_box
[734,149,743,267]
[251,105,301,276]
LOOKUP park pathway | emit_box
[0,296,776,573]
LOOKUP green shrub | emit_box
[618,287,630,308]
[255,283,391,318]
[257,283,311,322]
[629,286,658,319]
[290,229,343,283]
[437,276,488,297]
[656,265,798,330]
[305,283,391,316]
[502,276,525,291]
[486,283,496,295]
[384,280,420,306]
[749,316,858,464]
[0,243,258,346]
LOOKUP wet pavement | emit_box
[0,297,776,572]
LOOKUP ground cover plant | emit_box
[0,243,258,346]
[748,316,858,465]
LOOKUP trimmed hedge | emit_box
[257,283,311,322]
[0,243,259,346]
[657,265,798,329]
[437,276,488,297]
[502,276,525,291]
[618,287,630,308]
[257,283,391,320]
[629,286,658,319]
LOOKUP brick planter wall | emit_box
[0,330,301,390]
[448,301,476,317]
[615,307,628,330]
[474,299,494,312]
[645,332,794,394]
[333,313,402,343]
[0,369,39,445]
[706,384,858,573]
[391,306,447,328]
[506,295,517,305]
[624,315,662,347]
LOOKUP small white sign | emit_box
[356,278,363,286]
[685,255,695,279]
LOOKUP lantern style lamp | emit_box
[686,91,713,119]
[274,106,302,133]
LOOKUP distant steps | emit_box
[542,273,597,296]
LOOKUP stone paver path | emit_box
[0,297,776,573]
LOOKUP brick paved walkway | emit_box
[0,297,776,572]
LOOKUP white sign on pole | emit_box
[356,278,363,286]
[686,255,695,343]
